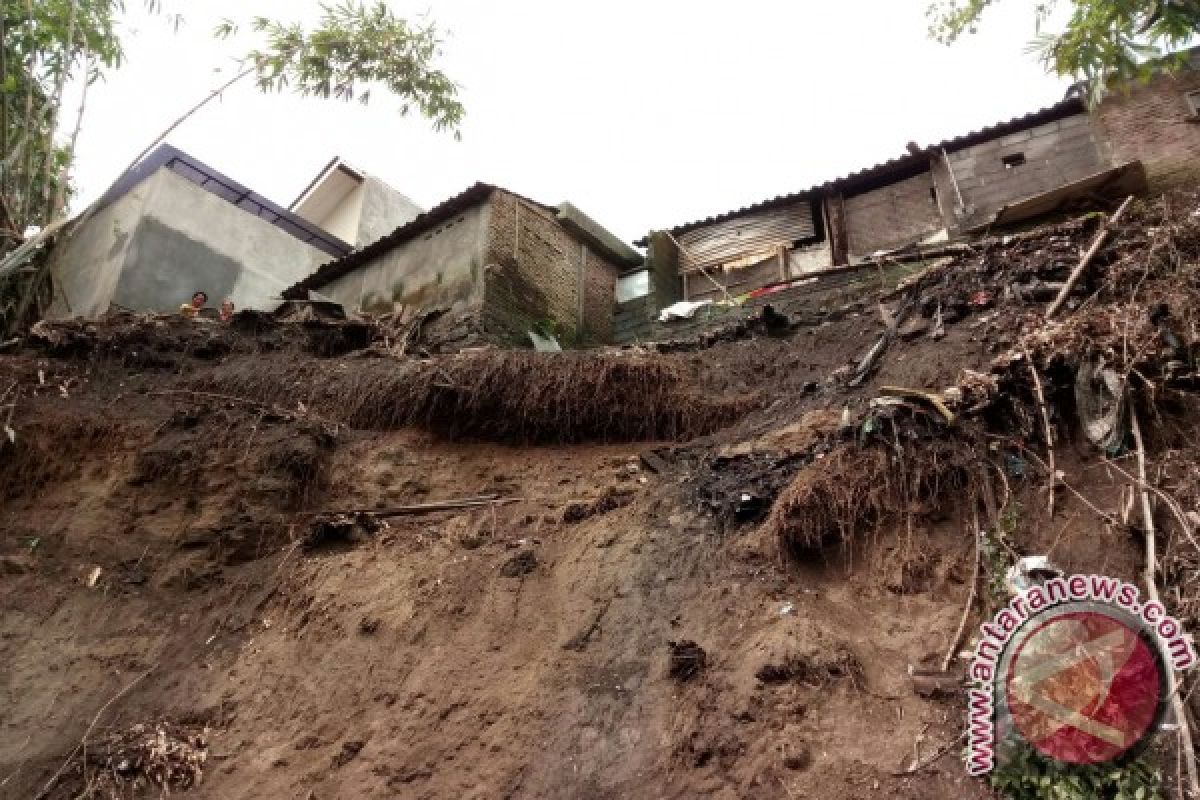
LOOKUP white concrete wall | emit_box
[318,203,490,314]
[49,177,156,316]
[789,240,833,275]
[355,176,422,247]
[315,181,366,244]
[51,167,330,316]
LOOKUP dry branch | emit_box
[890,731,966,776]
[941,511,981,672]
[37,667,154,798]
[1131,409,1200,799]
[1044,195,1134,319]
[321,495,519,518]
[1023,350,1057,516]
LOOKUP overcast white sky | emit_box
[64,0,1073,244]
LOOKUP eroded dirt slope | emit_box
[4,191,1200,799]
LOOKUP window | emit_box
[929,186,938,205]
[1002,153,1026,169]
[616,270,650,303]
[1186,89,1200,118]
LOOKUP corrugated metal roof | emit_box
[677,201,817,272]
[635,97,1087,246]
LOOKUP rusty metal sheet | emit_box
[677,202,815,273]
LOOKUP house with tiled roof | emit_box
[285,184,642,345]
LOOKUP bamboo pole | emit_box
[0,65,255,282]
[35,0,79,224]
[1044,195,1134,319]
[51,52,92,219]
[1131,408,1200,799]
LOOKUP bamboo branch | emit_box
[0,66,255,282]
[1044,195,1134,319]
[942,510,982,672]
[12,0,37,225]
[890,731,967,776]
[1,12,8,186]
[1101,457,1200,558]
[51,52,93,219]
[1024,349,1057,516]
[320,495,519,518]
[1131,408,1200,800]
[35,0,79,224]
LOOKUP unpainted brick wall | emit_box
[943,114,1106,226]
[482,190,619,345]
[1094,60,1200,190]
[844,171,943,256]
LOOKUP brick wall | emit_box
[844,171,943,256]
[1094,59,1200,190]
[482,190,620,345]
[941,113,1106,227]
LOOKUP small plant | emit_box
[990,741,1163,800]
[531,318,561,340]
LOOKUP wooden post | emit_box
[824,193,849,266]
[578,243,587,339]
[514,199,521,262]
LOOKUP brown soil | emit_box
[2,192,1199,800]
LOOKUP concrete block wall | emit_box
[1094,60,1200,190]
[942,114,1106,226]
[845,171,943,256]
[482,190,620,345]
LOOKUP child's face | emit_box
[192,294,206,307]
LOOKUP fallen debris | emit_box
[667,640,708,682]
[755,646,863,689]
[909,668,962,700]
[562,487,634,524]
[638,448,672,474]
[303,514,382,551]
[192,350,757,444]
[70,722,209,798]
[499,549,538,577]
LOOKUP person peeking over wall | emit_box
[180,291,208,319]
[219,298,235,322]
